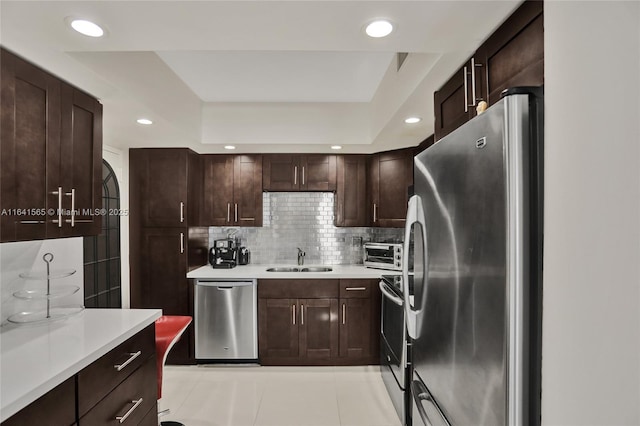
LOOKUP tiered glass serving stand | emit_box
[7,253,84,324]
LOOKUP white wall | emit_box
[543,2,640,424]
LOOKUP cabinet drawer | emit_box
[1,377,75,426]
[138,403,158,426]
[77,324,155,416]
[339,280,372,299]
[79,355,157,426]
[258,279,339,299]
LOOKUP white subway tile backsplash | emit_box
[209,192,403,265]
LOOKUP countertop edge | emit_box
[0,308,162,422]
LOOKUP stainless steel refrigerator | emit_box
[403,88,543,426]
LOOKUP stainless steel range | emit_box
[379,274,411,425]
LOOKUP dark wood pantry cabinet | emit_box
[202,154,263,226]
[0,47,102,242]
[433,0,543,140]
[263,154,336,191]
[368,148,414,228]
[258,278,380,366]
[129,148,208,364]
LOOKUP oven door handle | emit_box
[379,281,404,306]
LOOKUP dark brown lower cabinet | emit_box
[339,298,371,359]
[299,298,339,359]
[1,325,158,426]
[258,298,300,360]
[1,377,75,426]
[258,279,379,366]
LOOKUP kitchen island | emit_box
[0,308,161,423]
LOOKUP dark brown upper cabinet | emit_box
[368,148,413,228]
[335,155,367,227]
[476,0,543,106]
[434,57,486,141]
[0,48,102,242]
[263,154,336,191]
[434,0,543,141]
[130,148,202,228]
[59,82,103,237]
[202,154,263,227]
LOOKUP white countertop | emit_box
[187,264,400,280]
[0,308,162,422]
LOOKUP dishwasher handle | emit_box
[195,280,255,288]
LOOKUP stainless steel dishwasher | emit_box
[194,279,258,361]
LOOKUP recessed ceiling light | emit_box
[331,145,343,150]
[224,145,236,150]
[365,20,394,38]
[70,19,104,38]
[404,117,422,124]
[136,118,153,125]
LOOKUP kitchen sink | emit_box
[265,266,333,272]
[300,267,333,272]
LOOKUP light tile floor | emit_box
[160,365,403,426]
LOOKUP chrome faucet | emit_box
[297,247,306,265]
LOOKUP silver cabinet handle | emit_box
[473,58,484,104]
[20,220,46,224]
[180,201,184,223]
[114,351,142,372]
[294,166,298,185]
[64,188,75,227]
[180,232,184,254]
[235,203,238,222]
[302,166,305,185]
[463,66,469,113]
[470,57,477,107]
[292,304,296,325]
[51,187,63,227]
[345,287,366,291]
[373,203,377,223]
[115,398,143,423]
[342,303,346,325]
[227,203,231,223]
[301,304,304,325]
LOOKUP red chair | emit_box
[155,315,192,426]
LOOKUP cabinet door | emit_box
[133,227,190,362]
[262,154,299,191]
[433,59,484,141]
[370,150,413,228]
[477,0,543,106]
[233,155,263,226]
[202,155,234,226]
[299,298,339,360]
[0,49,60,242]
[335,155,367,227]
[258,298,299,360]
[60,83,103,237]
[131,149,188,227]
[300,155,336,191]
[339,298,371,359]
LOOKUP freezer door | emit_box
[409,95,532,426]
[195,280,258,359]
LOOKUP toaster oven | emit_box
[363,242,403,271]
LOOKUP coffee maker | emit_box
[209,238,237,268]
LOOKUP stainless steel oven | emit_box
[379,275,410,425]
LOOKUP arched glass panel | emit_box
[83,159,121,308]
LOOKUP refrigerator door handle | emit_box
[403,194,428,339]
